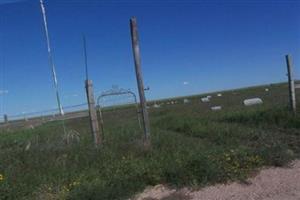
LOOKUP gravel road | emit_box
[133,160,300,200]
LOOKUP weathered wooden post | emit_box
[285,54,297,114]
[85,80,102,147]
[130,17,151,144]
[4,114,8,124]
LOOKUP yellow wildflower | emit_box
[0,174,4,181]
[67,181,81,190]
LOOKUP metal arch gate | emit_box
[96,86,142,138]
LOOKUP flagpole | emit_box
[39,0,64,115]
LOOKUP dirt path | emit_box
[133,160,300,200]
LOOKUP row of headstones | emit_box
[151,89,268,111]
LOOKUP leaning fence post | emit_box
[4,114,8,124]
[85,80,102,147]
[285,54,297,114]
[130,17,151,144]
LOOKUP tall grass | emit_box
[0,83,300,199]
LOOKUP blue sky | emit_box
[0,0,299,116]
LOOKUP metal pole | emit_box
[96,96,105,140]
[130,92,142,130]
[96,104,105,140]
[40,0,64,116]
[130,17,151,143]
[286,54,296,114]
[83,34,89,80]
[82,36,102,146]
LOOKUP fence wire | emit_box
[0,82,299,137]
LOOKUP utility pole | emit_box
[285,54,296,114]
[130,17,151,144]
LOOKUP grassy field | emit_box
[0,82,300,200]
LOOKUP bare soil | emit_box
[133,160,300,200]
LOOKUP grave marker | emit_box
[183,98,190,104]
[211,106,222,111]
[243,98,263,106]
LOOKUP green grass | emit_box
[0,82,300,200]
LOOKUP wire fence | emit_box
[0,81,299,133]
[0,103,89,130]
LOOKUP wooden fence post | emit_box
[4,114,8,124]
[286,54,296,114]
[85,80,102,147]
[130,17,151,144]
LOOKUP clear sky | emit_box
[0,0,299,116]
